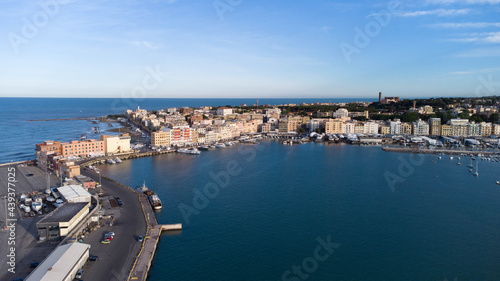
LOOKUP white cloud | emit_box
[428,22,500,28]
[131,41,162,49]
[426,0,500,4]
[397,8,471,17]
[448,31,500,43]
[448,67,500,75]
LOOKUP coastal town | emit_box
[2,95,500,281]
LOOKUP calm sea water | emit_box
[0,97,372,163]
[97,142,500,281]
[4,98,500,280]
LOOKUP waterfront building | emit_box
[480,122,492,137]
[308,119,322,132]
[205,131,218,143]
[259,123,272,133]
[343,122,355,134]
[36,202,90,241]
[467,122,481,137]
[325,119,344,134]
[441,125,452,136]
[278,120,298,133]
[380,126,390,135]
[389,120,402,135]
[401,122,412,135]
[364,121,379,135]
[494,124,500,136]
[100,134,131,155]
[58,160,81,178]
[25,242,91,281]
[35,140,62,162]
[151,130,171,147]
[412,119,429,136]
[354,123,364,134]
[61,139,104,158]
[428,118,441,136]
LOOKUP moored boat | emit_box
[178,148,201,155]
[149,194,162,210]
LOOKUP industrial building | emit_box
[25,243,90,281]
[53,185,92,203]
[36,202,90,241]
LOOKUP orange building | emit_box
[61,139,104,158]
[35,140,62,162]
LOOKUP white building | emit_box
[333,108,349,118]
[412,119,429,136]
[55,185,92,203]
[390,120,402,135]
[363,122,379,134]
[216,107,233,116]
[101,134,131,155]
[25,243,90,281]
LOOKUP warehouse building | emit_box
[25,243,90,281]
[37,202,90,241]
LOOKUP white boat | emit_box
[178,148,201,155]
[114,157,122,163]
[32,201,42,212]
[54,199,64,208]
[496,181,500,185]
[149,194,162,210]
[215,143,226,148]
[107,159,116,164]
[473,162,479,177]
[450,156,453,160]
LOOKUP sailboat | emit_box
[468,157,474,168]
[473,161,479,177]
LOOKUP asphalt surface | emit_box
[79,169,147,281]
[0,165,61,281]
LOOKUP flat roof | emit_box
[37,202,89,224]
[57,185,91,199]
[74,175,94,183]
[25,243,90,281]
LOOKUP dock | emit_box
[127,190,182,281]
[382,146,500,156]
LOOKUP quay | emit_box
[81,163,182,281]
[382,146,500,156]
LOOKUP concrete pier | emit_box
[382,146,500,156]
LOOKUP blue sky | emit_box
[1,0,500,99]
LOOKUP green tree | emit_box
[458,110,470,119]
[489,113,499,123]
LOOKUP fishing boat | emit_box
[215,143,226,148]
[106,159,116,164]
[198,146,210,151]
[114,157,122,163]
[136,181,149,193]
[149,194,162,210]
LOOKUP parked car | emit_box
[30,262,39,268]
[137,236,143,242]
[101,240,110,244]
[76,269,84,278]
[88,256,99,261]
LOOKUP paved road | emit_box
[79,169,147,281]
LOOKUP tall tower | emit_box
[378,92,382,103]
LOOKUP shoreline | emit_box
[382,146,500,155]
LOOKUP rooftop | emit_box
[37,202,89,223]
[25,243,90,281]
